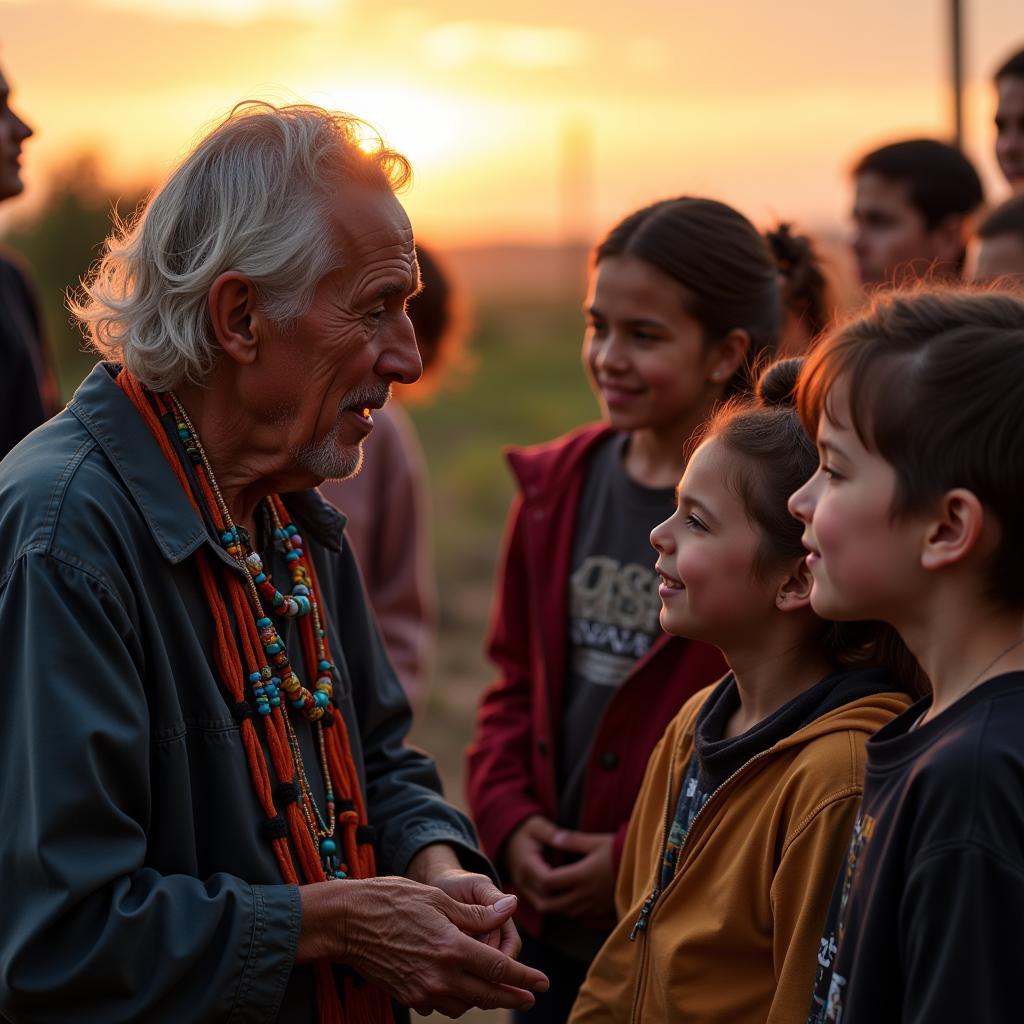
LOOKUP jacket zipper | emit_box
[627,744,778,1023]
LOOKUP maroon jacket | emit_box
[465,423,727,935]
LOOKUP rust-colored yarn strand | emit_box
[116,370,391,1024]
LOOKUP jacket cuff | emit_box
[391,823,497,883]
[234,883,301,1024]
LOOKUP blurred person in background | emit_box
[850,139,983,288]
[0,58,58,460]
[994,46,1024,194]
[968,194,1024,285]
[319,243,465,712]
[765,222,833,355]
[466,196,787,1022]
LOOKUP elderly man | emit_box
[0,102,547,1022]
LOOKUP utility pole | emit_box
[951,0,964,148]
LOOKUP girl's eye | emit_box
[822,463,842,481]
[685,514,708,532]
[633,331,660,343]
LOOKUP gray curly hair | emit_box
[71,101,411,390]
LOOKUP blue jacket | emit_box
[0,363,488,1023]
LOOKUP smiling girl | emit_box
[465,198,784,1020]
[570,360,915,1024]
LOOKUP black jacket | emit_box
[809,671,1024,1023]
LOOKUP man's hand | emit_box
[406,842,521,956]
[297,877,549,1018]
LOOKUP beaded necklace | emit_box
[116,370,394,1024]
[170,394,347,878]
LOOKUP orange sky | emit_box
[1,0,1021,247]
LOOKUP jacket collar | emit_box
[70,363,348,563]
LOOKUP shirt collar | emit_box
[69,363,349,563]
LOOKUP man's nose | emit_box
[379,315,422,385]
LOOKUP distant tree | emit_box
[2,154,148,400]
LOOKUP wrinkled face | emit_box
[0,70,33,202]
[995,75,1024,193]
[256,184,422,481]
[851,173,946,286]
[969,232,1024,285]
[788,381,926,624]
[650,438,779,645]
[583,255,722,436]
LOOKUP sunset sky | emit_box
[2,0,1021,247]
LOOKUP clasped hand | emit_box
[505,814,616,919]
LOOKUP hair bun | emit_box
[756,357,803,408]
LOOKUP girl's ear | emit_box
[920,488,986,572]
[776,556,814,613]
[707,328,750,384]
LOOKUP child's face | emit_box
[788,381,926,623]
[583,255,726,434]
[651,438,779,644]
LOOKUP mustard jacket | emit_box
[570,682,912,1024]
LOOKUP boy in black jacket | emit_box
[788,288,1024,1024]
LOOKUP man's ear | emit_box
[776,556,814,613]
[209,272,261,366]
[708,328,750,385]
[920,488,985,572]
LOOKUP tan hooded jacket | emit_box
[570,682,911,1024]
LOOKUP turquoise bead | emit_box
[221,531,234,544]
[254,573,266,584]
[321,838,337,856]
[265,641,282,654]
[257,617,272,629]
[286,524,298,536]
[293,585,310,596]
[314,691,329,709]
[285,550,300,563]
[318,660,331,672]
[248,672,261,684]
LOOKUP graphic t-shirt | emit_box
[558,433,674,828]
[807,671,1024,1024]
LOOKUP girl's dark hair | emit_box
[595,197,781,394]
[696,358,927,693]
[798,286,1024,611]
[765,223,831,345]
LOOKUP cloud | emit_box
[422,20,588,71]
[89,0,341,24]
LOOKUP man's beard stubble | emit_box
[288,380,391,481]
